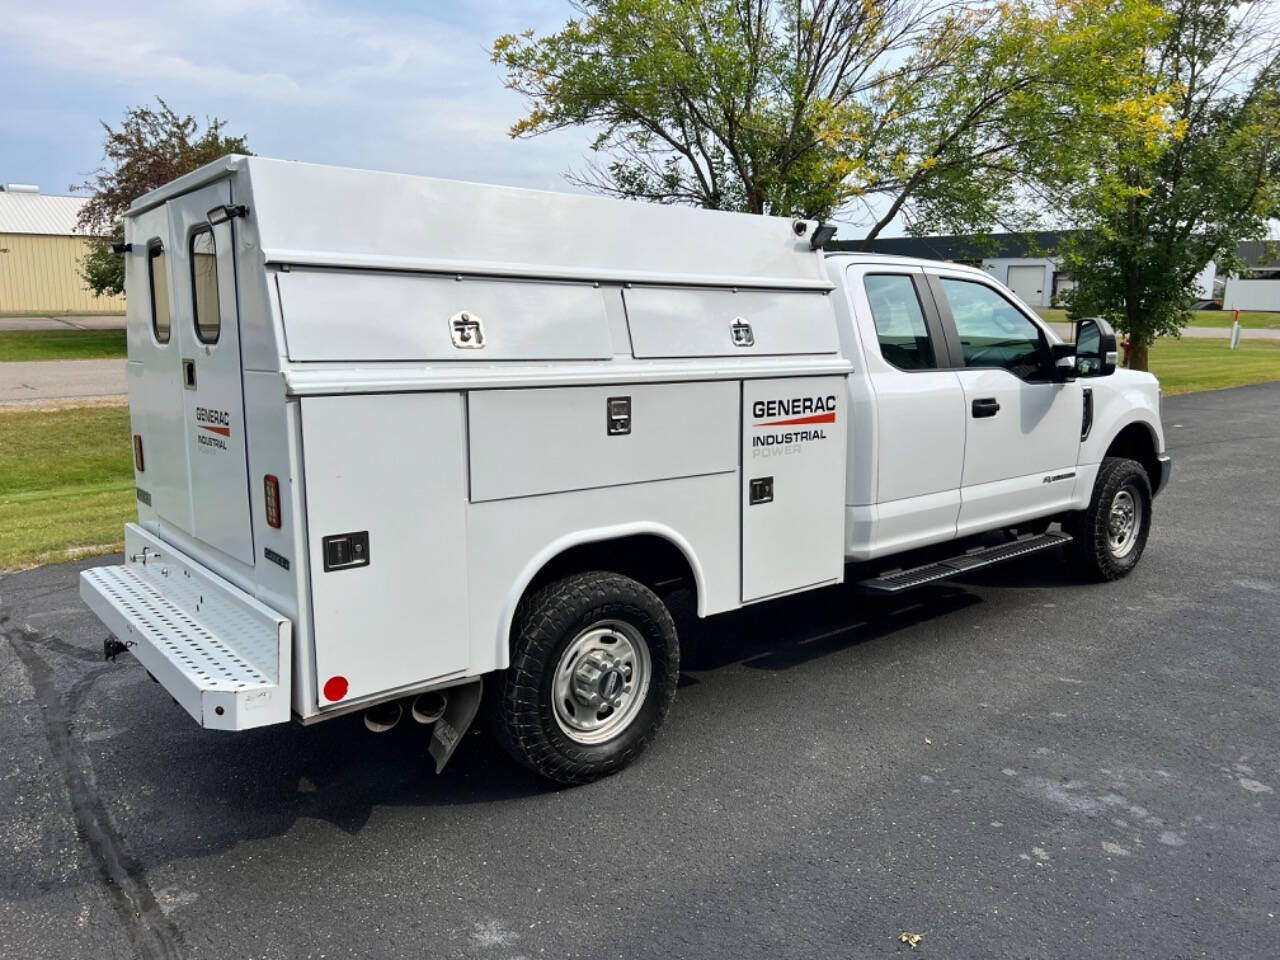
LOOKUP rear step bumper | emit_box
[859,531,1072,594]
[80,524,292,730]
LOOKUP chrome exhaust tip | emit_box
[411,691,448,725]
[363,700,403,733]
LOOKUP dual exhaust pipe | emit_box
[363,691,448,733]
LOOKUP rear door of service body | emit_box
[164,180,256,566]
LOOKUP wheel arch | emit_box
[495,523,706,664]
[1102,419,1161,491]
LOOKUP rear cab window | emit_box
[938,278,1046,380]
[863,274,936,370]
[190,228,220,344]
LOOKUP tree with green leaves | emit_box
[1062,0,1280,370]
[493,0,1171,241]
[74,99,250,297]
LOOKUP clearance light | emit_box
[264,474,281,529]
[133,434,145,472]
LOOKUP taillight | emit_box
[133,434,145,472]
[264,474,281,528]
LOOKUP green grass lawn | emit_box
[0,405,134,569]
[0,329,127,361]
[1034,307,1280,329]
[1147,337,1280,395]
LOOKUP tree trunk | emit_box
[1128,331,1150,371]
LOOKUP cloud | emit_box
[0,0,592,193]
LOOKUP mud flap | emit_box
[428,678,483,773]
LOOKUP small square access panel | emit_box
[322,531,369,571]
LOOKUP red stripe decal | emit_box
[756,412,836,428]
[199,424,231,437]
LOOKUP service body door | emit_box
[124,204,191,534]
[928,273,1082,535]
[166,180,255,566]
[742,377,846,601]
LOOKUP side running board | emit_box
[858,531,1072,594]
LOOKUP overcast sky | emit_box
[0,1,598,193]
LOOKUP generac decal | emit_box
[752,395,838,428]
[751,394,837,456]
[195,407,231,450]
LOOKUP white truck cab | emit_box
[81,156,1170,783]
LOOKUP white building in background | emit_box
[836,231,1274,312]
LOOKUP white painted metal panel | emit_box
[235,157,830,289]
[167,180,255,566]
[468,382,738,502]
[741,377,846,601]
[277,270,614,362]
[626,286,839,358]
[302,393,470,706]
[124,205,191,537]
[464,472,741,674]
[953,369,1082,534]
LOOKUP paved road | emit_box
[0,358,126,405]
[2,384,1278,960]
[0,315,125,331]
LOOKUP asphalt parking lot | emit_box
[2,383,1277,960]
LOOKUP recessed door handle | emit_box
[972,397,1000,418]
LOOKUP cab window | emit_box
[863,274,936,370]
[148,243,171,344]
[190,227,220,344]
[939,278,1044,379]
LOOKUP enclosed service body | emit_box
[81,156,1168,781]
[82,156,849,732]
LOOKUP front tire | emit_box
[1065,457,1152,581]
[490,571,680,785]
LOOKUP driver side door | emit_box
[927,272,1083,536]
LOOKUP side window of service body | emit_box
[863,274,937,371]
[939,277,1046,380]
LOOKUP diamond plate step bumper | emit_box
[80,524,292,730]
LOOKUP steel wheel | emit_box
[1107,484,1143,559]
[551,620,651,745]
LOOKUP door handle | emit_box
[972,397,1000,418]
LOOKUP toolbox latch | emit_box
[607,396,631,436]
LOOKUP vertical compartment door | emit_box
[742,377,847,602]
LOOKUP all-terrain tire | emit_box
[1064,456,1153,581]
[489,571,680,785]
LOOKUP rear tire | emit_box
[1065,457,1152,581]
[490,571,679,785]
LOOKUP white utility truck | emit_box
[81,156,1171,784]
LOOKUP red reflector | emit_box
[323,676,348,701]
[264,474,281,528]
[133,434,145,472]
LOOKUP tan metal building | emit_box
[0,187,126,314]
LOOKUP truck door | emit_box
[164,180,255,567]
[841,263,966,556]
[927,272,1082,535]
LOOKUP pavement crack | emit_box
[4,617,186,960]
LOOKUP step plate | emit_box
[80,524,292,730]
[859,531,1072,594]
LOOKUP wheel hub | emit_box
[552,621,652,745]
[1106,486,1142,558]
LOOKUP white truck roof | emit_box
[127,155,832,291]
